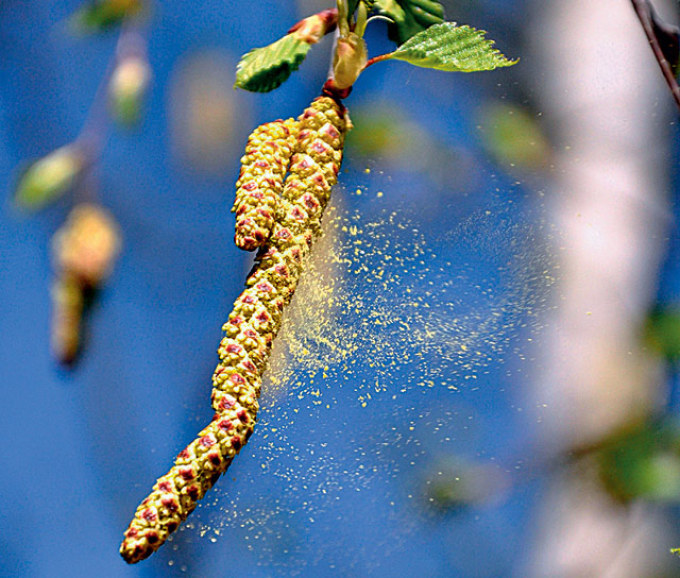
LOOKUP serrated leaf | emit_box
[14,146,84,211]
[374,0,444,44]
[235,34,313,93]
[388,22,517,73]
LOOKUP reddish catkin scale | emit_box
[120,96,348,564]
[233,118,299,251]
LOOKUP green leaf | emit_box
[347,0,361,18]
[235,34,313,93]
[373,0,444,44]
[388,22,517,73]
[644,306,680,362]
[14,146,84,211]
[593,419,680,503]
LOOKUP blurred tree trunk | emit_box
[526,0,676,575]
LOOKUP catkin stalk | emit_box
[120,96,348,564]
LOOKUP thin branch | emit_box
[630,0,680,111]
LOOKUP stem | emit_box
[76,21,150,161]
[364,52,394,69]
[630,0,680,111]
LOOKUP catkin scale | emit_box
[233,118,298,251]
[120,96,347,564]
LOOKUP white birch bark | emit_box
[525,1,675,575]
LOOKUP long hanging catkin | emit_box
[120,96,347,564]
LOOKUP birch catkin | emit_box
[50,203,121,364]
[120,96,347,564]
[233,118,299,251]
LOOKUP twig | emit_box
[630,0,680,111]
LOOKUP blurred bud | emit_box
[15,145,85,212]
[50,274,85,366]
[333,33,367,90]
[109,54,151,127]
[71,0,144,34]
[422,458,509,512]
[50,204,121,365]
[52,203,122,287]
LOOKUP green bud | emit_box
[332,32,367,90]
[109,55,151,127]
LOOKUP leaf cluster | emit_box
[235,0,516,94]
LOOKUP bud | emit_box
[15,145,84,211]
[332,33,368,90]
[109,55,151,126]
[288,9,338,45]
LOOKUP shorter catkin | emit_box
[50,203,121,364]
[120,96,347,564]
[233,118,298,251]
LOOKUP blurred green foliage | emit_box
[592,419,680,503]
[477,102,550,171]
[644,306,680,362]
[71,0,144,33]
[14,145,84,212]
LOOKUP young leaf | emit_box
[387,22,517,73]
[373,0,444,44]
[235,35,312,92]
[235,11,338,93]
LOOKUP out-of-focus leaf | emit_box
[477,103,551,170]
[644,306,680,362]
[235,34,313,92]
[420,457,508,512]
[387,22,517,73]
[71,0,143,33]
[593,419,680,503]
[373,0,444,44]
[14,145,84,212]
